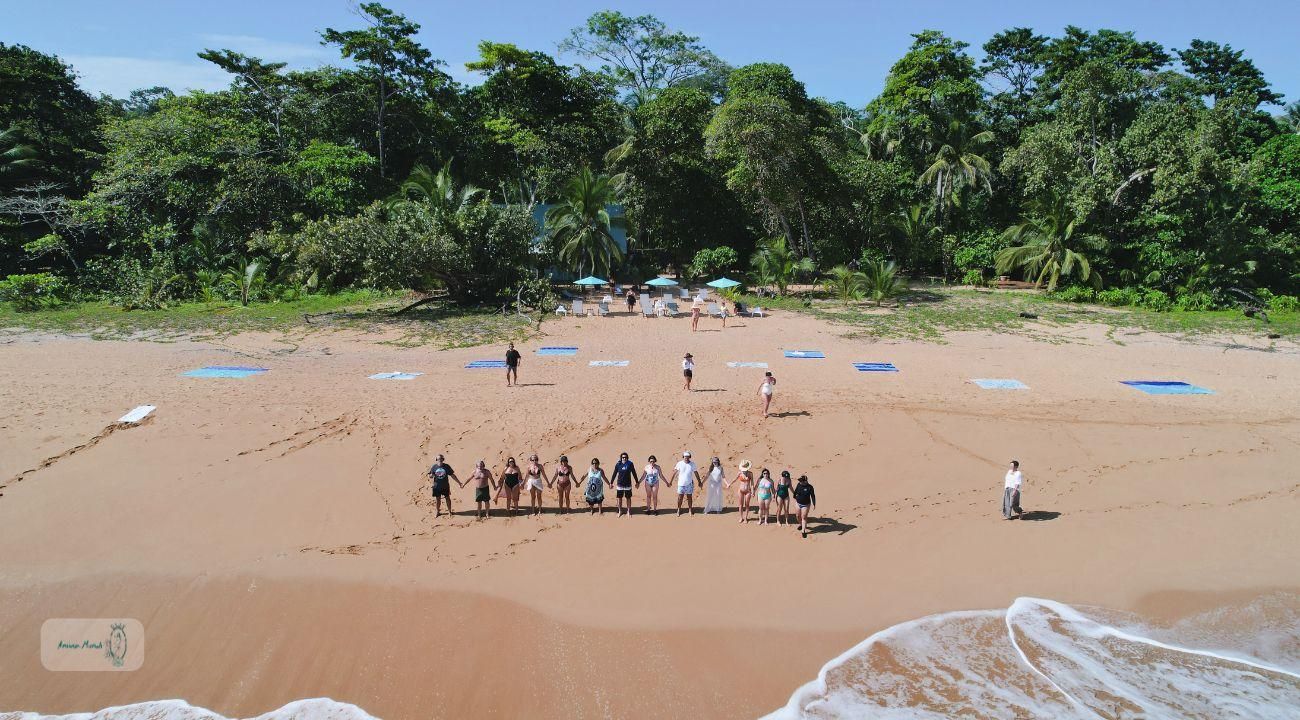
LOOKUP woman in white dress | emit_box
[704,457,725,513]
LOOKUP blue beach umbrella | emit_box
[706,277,742,289]
[574,275,609,286]
[645,276,679,287]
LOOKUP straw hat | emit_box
[739,460,752,472]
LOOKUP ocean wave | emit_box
[0,698,379,720]
[767,594,1300,719]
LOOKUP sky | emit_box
[3,0,1297,109]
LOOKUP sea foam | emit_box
[768,594,1300,719]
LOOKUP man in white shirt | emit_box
[672,451,702,516]
[1002,460,1024,520]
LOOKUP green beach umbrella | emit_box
[706,277,742,289]
[645,277,679,287]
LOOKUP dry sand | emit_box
[0,307,1297,718]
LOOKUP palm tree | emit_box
[995,194,1106,291]
[387,160,483,214]
[546,168,624,278]
[823,265,865,304]
[861,259,904,306]
[1285,101,1300,134]
[892,204,935,272]
[918,119,994,223]
[0,126,40,184]
[749,235,814,296]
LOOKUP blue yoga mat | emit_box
[1121,381,1213,395]
[466,360,508,369]
[589,360,630,367]
[972,378,1027,390]
[537,347,578,356]
[369,372,423,380]
[727,362,769,369]
[183,366,268,378]
[853,362,898,372]
[784,350,825,359]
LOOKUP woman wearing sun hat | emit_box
[727,460,755,523]
[681,352,695,391]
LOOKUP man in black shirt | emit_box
[610,452,639,517]
[793,475,816,536]
[505,342,522,386]
[428,454,462,518]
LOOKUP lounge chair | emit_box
[665,301,679,316]
[555,303,568,316]
[597,301,611,316]
[748,306,765,318]
[640,298,655,318]
[707,302,722,317]
[571,299,584,317]
[679,288,690,299]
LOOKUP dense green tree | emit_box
[1176,40,1282,108]
[0,43,103,192]
[996,194,1106,290]
[545,168,624,277]
[865,31,983,154]
[980,28,1049,138]
[559,11,728,103]
[917,118,994,224]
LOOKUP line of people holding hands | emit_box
[428,451,819,535]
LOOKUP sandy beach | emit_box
[1,309,1298,718]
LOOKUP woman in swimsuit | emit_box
[550,455,576,513]
[704,457,725,514]
[499,457,522,517]
[584,458,608,515]
[524,454,546,516]
[755,468,776,525]
[642,455,664,515]
[758,371,776,418]
[775,470,793,526]
[726,460,754,523]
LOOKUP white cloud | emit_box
[64,55,232,98]
[197,34,329,63]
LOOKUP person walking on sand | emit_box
[682,353,695,391]
[470,460,496,520]
[550,455,577,513]
[626,288,638,314]
[728,460,755,523]
[642,455,665,515]
[793,474,816,536]
[1003,460,1025,520]
[672,451,702,516]
[755,468,776,525]
[691,295,704,331]
[505,342,522,387]
[428,454,461,518]
[775,470,793,526]
[584,458,609,515]
[611,451,639,517]
[524,454,546,516]
[758,371,776,418]
[704,457,725,514]
[498,457,523,516]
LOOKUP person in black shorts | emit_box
[505,342,522,387]
[793,474,817,537]
[610,452,639,517]
[428,454,462,518]
[469,461,496,520]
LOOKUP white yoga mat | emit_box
[118,405,156,424]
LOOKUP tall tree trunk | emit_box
[796,197,813,264]
[377,74,387,179]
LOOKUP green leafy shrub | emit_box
[1054,285,1096,303]
[961,269,984,286]
[861,259,903,305]
[689,246,739,279]
[1098,287,1142,306]
[953,229,1005,278]
[113,253,183,310]
[0,273,66,311]
[1269,294,1299,313]
[1174,291,1216,311]
[1138,288,1172,311]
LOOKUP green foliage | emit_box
[860,259,904,305]
[823,265,865,303]
[559,11,727,103]
[221,258,266,306]
[545,168,624,278]
[0,272,65,310]
[996,194,1106,291]
[1098,287,1142,307]
[1053,285,1096,303]
[1175,291,1216,311]
[952,229,1006,278]
[688,246,738,278]
[1269,294,1299,314]
[961,269,985,286]
[113,253,184,310]
[749,235,814,296]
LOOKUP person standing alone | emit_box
[682,353,695,392]
[1002,460,1025,520]
[505,342,521,387]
